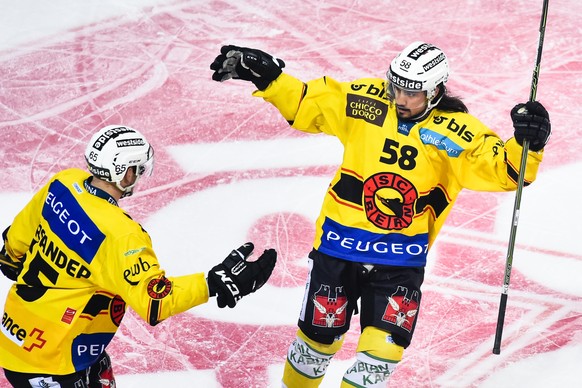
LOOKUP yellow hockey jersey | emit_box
[255,73,543,267]
[0,168,209,374]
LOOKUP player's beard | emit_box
[396,100,429,121]
[396,105,411,119]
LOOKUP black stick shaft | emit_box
[492,0,549,355]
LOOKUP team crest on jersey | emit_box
[147,276,172,299]
[110,295,126,326]
[363,172,418,230]
[382,286,419,332]
[312,285,348,328]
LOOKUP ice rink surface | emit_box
[0,0,581,387]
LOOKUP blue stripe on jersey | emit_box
[317,217,429,266]
[418,127,464,157]
[42,180,105,264]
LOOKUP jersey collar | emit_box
[84,177,119,207]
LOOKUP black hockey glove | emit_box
[207,242,277,308]
[210,45,285,90]
[0,227,23,281]
[511,101,551,152]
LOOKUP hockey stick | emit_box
[492,0,550,355]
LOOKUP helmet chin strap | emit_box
[115,182,134,198]
[115,174,140,198]
[409,86,445,121]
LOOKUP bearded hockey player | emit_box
[210,41,550,387]
[0,125,277,387]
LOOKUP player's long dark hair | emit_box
[435,84,468,113]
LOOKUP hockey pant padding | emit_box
[340,327,402,388]
[282,329,345,388]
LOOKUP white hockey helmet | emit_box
[387,41,449,110]
[84,125,154,197]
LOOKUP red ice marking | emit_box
[107,311,360,386]
[246,212,314,288]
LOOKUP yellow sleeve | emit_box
[252,73,306,122]
[504,137,543,186]
[97,232,209,326]
[449,118,543,191]
[253,73,349,139]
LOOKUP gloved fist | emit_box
[0,249,22,281]
[0,227,23,281]
[207,242,277,308]
[210,45,285,90]
[511,101,551,152]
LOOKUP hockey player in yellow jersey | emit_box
[210,42,551,387]
[0,125,277,387]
